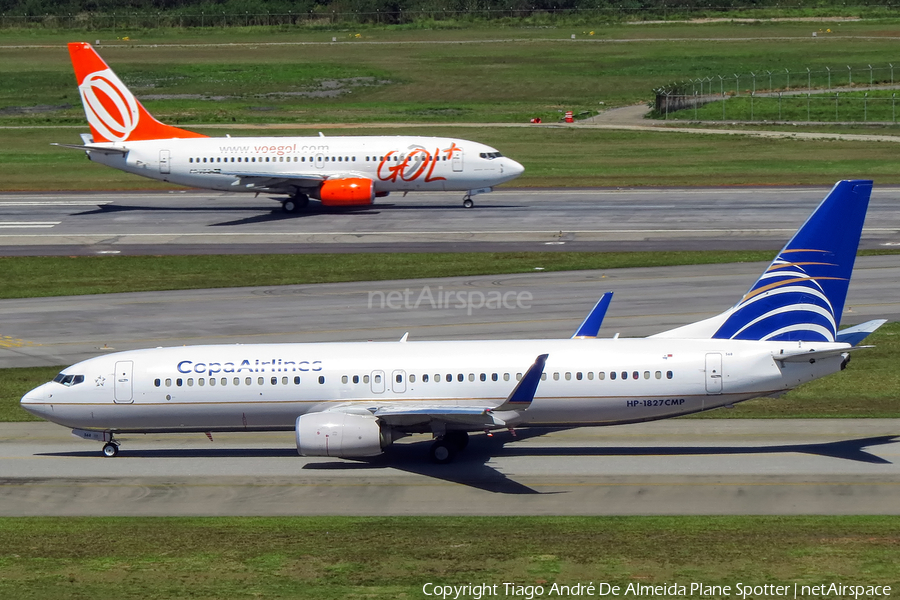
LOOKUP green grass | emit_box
[5,323,898,422]
[0,250,789,299]
[0,516,897,599]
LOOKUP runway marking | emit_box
[0,335,39,348]
[0,201,113,206]
[0,222,60,229]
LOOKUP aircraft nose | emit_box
[507,158,525,178]
[20,384,53,419]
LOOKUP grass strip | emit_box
[0,250,789,299]
[4,323,898,422]
[0,516,897,600]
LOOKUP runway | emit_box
[2,256,897,369]
[0,186,898,254]
[1,420,897,516]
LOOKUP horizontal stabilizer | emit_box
[51,143,128,155]
[773,347,851,363]
[835,319,887,346]
[572,292,613,338]
[492,353,548,412]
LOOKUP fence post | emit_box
[807,67,811,91]
[893,93,896,123]
[722,92,726,121]
[864,92,868,121]
[785,68,790,90]
[869,64,873,86]
[835,93,839,122]
[826,67,831,90]
[734,73,740,96]
[751,72,756,94]
[778,92,782,121]
[847,65,852,86]
[750,92,754,121]
[767,70,772,91]
[807,93,810,122]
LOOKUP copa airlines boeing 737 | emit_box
[22,181,884,463]
[56,42,524,211]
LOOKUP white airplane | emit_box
[21,180,885,463]
[56,42,524,211]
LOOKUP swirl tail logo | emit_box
[68,42,208,143]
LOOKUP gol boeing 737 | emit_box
[56,42,524,211]
[22,181,884,463]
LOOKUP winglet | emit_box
[492,354,548,412]
[835,319,887,346]
[572,292,613,338]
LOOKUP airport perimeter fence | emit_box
[653,62,900,122]
[656,90,900,123]
[3,4,900,30]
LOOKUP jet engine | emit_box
[295,412,390,457]
[317,178,374,207]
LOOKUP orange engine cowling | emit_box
[318,178,374,206]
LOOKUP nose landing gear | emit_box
[102,440,119,457]
[462,196,474,209]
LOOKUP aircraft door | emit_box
[371,370,385,394]
[705,353,723,394]
[159,150,170,174]
[392,370,406,393]
[114,360,134,403]
[452,149,463,172]
[315,153,325,169]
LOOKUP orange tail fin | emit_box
[68,42,208,143]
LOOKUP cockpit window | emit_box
[52,373,84,386]
[479,152,503,159]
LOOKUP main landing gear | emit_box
[102,437,119,458]
[282,193,310,213]
[462,195,474,209]
[429,431,469,464]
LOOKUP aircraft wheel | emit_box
[102,442,119,458]
[429,439,457,464]
[444,430,469,451]
[283,194,309,213]
[463,198,474,209]
[283,200,297,213]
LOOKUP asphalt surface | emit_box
[0,186,898,254]
[2,420,897,516]
[2,255,897,369]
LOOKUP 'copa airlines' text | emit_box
[176,359,323,375]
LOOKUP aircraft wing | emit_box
[224,171,327,189]
[322,354,549,429]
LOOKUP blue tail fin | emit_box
[711,180,872,342]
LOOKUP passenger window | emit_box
[491,373,498,382]
[504,373,510,382]
[598,372,605,380]
[245,377,251,385]
[294,376,301,385]
[257,377,264,385]
[541,373,547,381]
[318,376,326,384]
[396,374,403,383]
[480,373,486,382]
[587,372,594,380]
[576,372,583,381]
[410,374,416,383]
[553,373,559,381]
[516,373,523,381]
[423,374,429,383]
[622,371,628,380]
[154,379,161,387]
[655,371,662,379]
[165,378,172,387]
[643,371,650,380]
[468,374,475,382]
[282,377,288,385]
[220,377,226,386]
[632,371,639,380]
[270,377,277,385]
[199,378,206,386]
[565,372,572,381]
[457,374,464,382]
[364,375,370,383]
[209,378,216,387]
[234,377,240,386]
[374,374,382,383]
[667,371,674,379]
[188,378,194,386]
[176,378,183,387]
[352,375,359,384]
[342,375,348,384]
[610,372,617,380]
